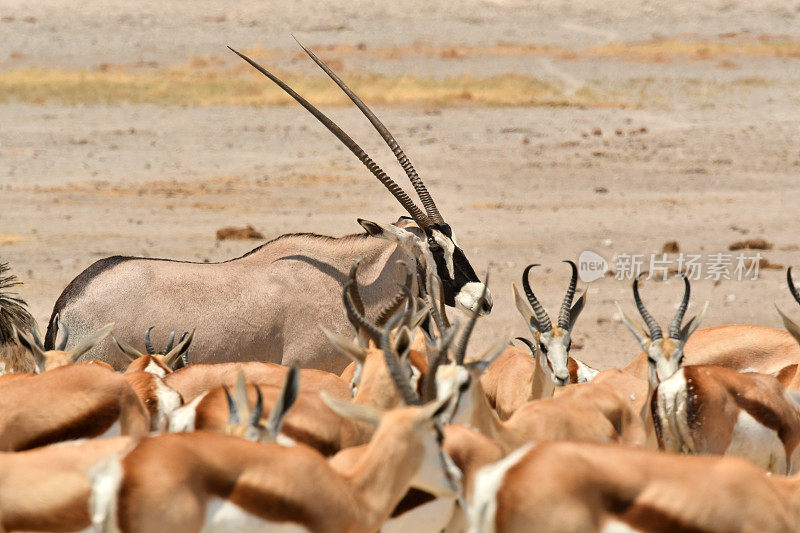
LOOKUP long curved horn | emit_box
[522,264,552,333]
[347,259,365,317]
[668,274,691,339]
[633,276,662,340]
[293,37,444,224]
[381,311,420,405]
[789,267,800,305]
[143,326,156,355]
[228,47,431,229]
[557,260,578,330]
[453,272,489,365]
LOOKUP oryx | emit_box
[44,41,492,372]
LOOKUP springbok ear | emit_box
[69,323,114,361]
[232,370,250,425]
[321,392,382,427]
[513,283,541,333]
[680,301,708,344]
[776,304,800,346]
[112,335,145,362]
[55,313,69,352]
[615,302,650,351]
[164,329,195,369]
[414,394,454,426]
[14,326,46,371]
[569,287,589,330]
[321,326,368,364]
[266,366,300,438]
[464,335,509,376]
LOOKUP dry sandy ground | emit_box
[1,1,799,369]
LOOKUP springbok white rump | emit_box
[44,40,491,373]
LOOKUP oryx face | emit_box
[426,223,492,315]
[230,44,492,316]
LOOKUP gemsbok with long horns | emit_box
[45,40,491,372]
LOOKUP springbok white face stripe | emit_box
[430,229,456,279]
[469,443,533,533]
[144,359,167,379]
[153,379,183,432]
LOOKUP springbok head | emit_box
[775,267,800,346]
[617,275,707,387]
[512,261,587,386]
[14,317,114,373]
[113,328,195,377]
[228,41,491,316]
[223,368,299,442]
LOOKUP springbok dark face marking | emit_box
[617,274,707,388]
[228,41,491,316]
[512,261,587,386]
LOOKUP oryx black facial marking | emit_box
[228,42,491,315]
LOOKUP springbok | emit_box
[14,320,114,373]
[169,309,428,455]
[625,267,800,379]
[92,394,458,532]
[470,440,800,533]
[0,363,149,450]
[0,436,137,532]
[0,261,37,373]
[115,327,193,375]
[654,364,800,474]
[45,41,490,373]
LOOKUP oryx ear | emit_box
[569,288,589,330]
[321,326,368,364]
[69,323,114,361]
[164,329,195,369]
[513,283,541,333]
[112,335,145,362]
[321,392,382,427]
[14,326,46,371]
[776,304,800,346]
[680,301,708,344]
[615,302,650,351]
[357,219,419,249]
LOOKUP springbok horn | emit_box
[453,271,490,365]
[228,46,431,229]
[789,267,800,305]
[55,314,69,351]
[375,261,413,327]
[143,326,156,354]
[381,310,420,406]
[668,274,691,339]
[426,271,451,332]
[557,261,579,330]
[222,386,240,425]
[421,322,458,403]
[163,329,176,354]
[347,259,365,316]
[522,264,552,333]
[633,276,663,341]
[515,337,538,357]
[293,37,444,224]
[343,280,382,344]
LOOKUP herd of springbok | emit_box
[2,41,799,532]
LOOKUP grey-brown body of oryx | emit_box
[45,41,491,373]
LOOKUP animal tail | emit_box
[89,440,138,533]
